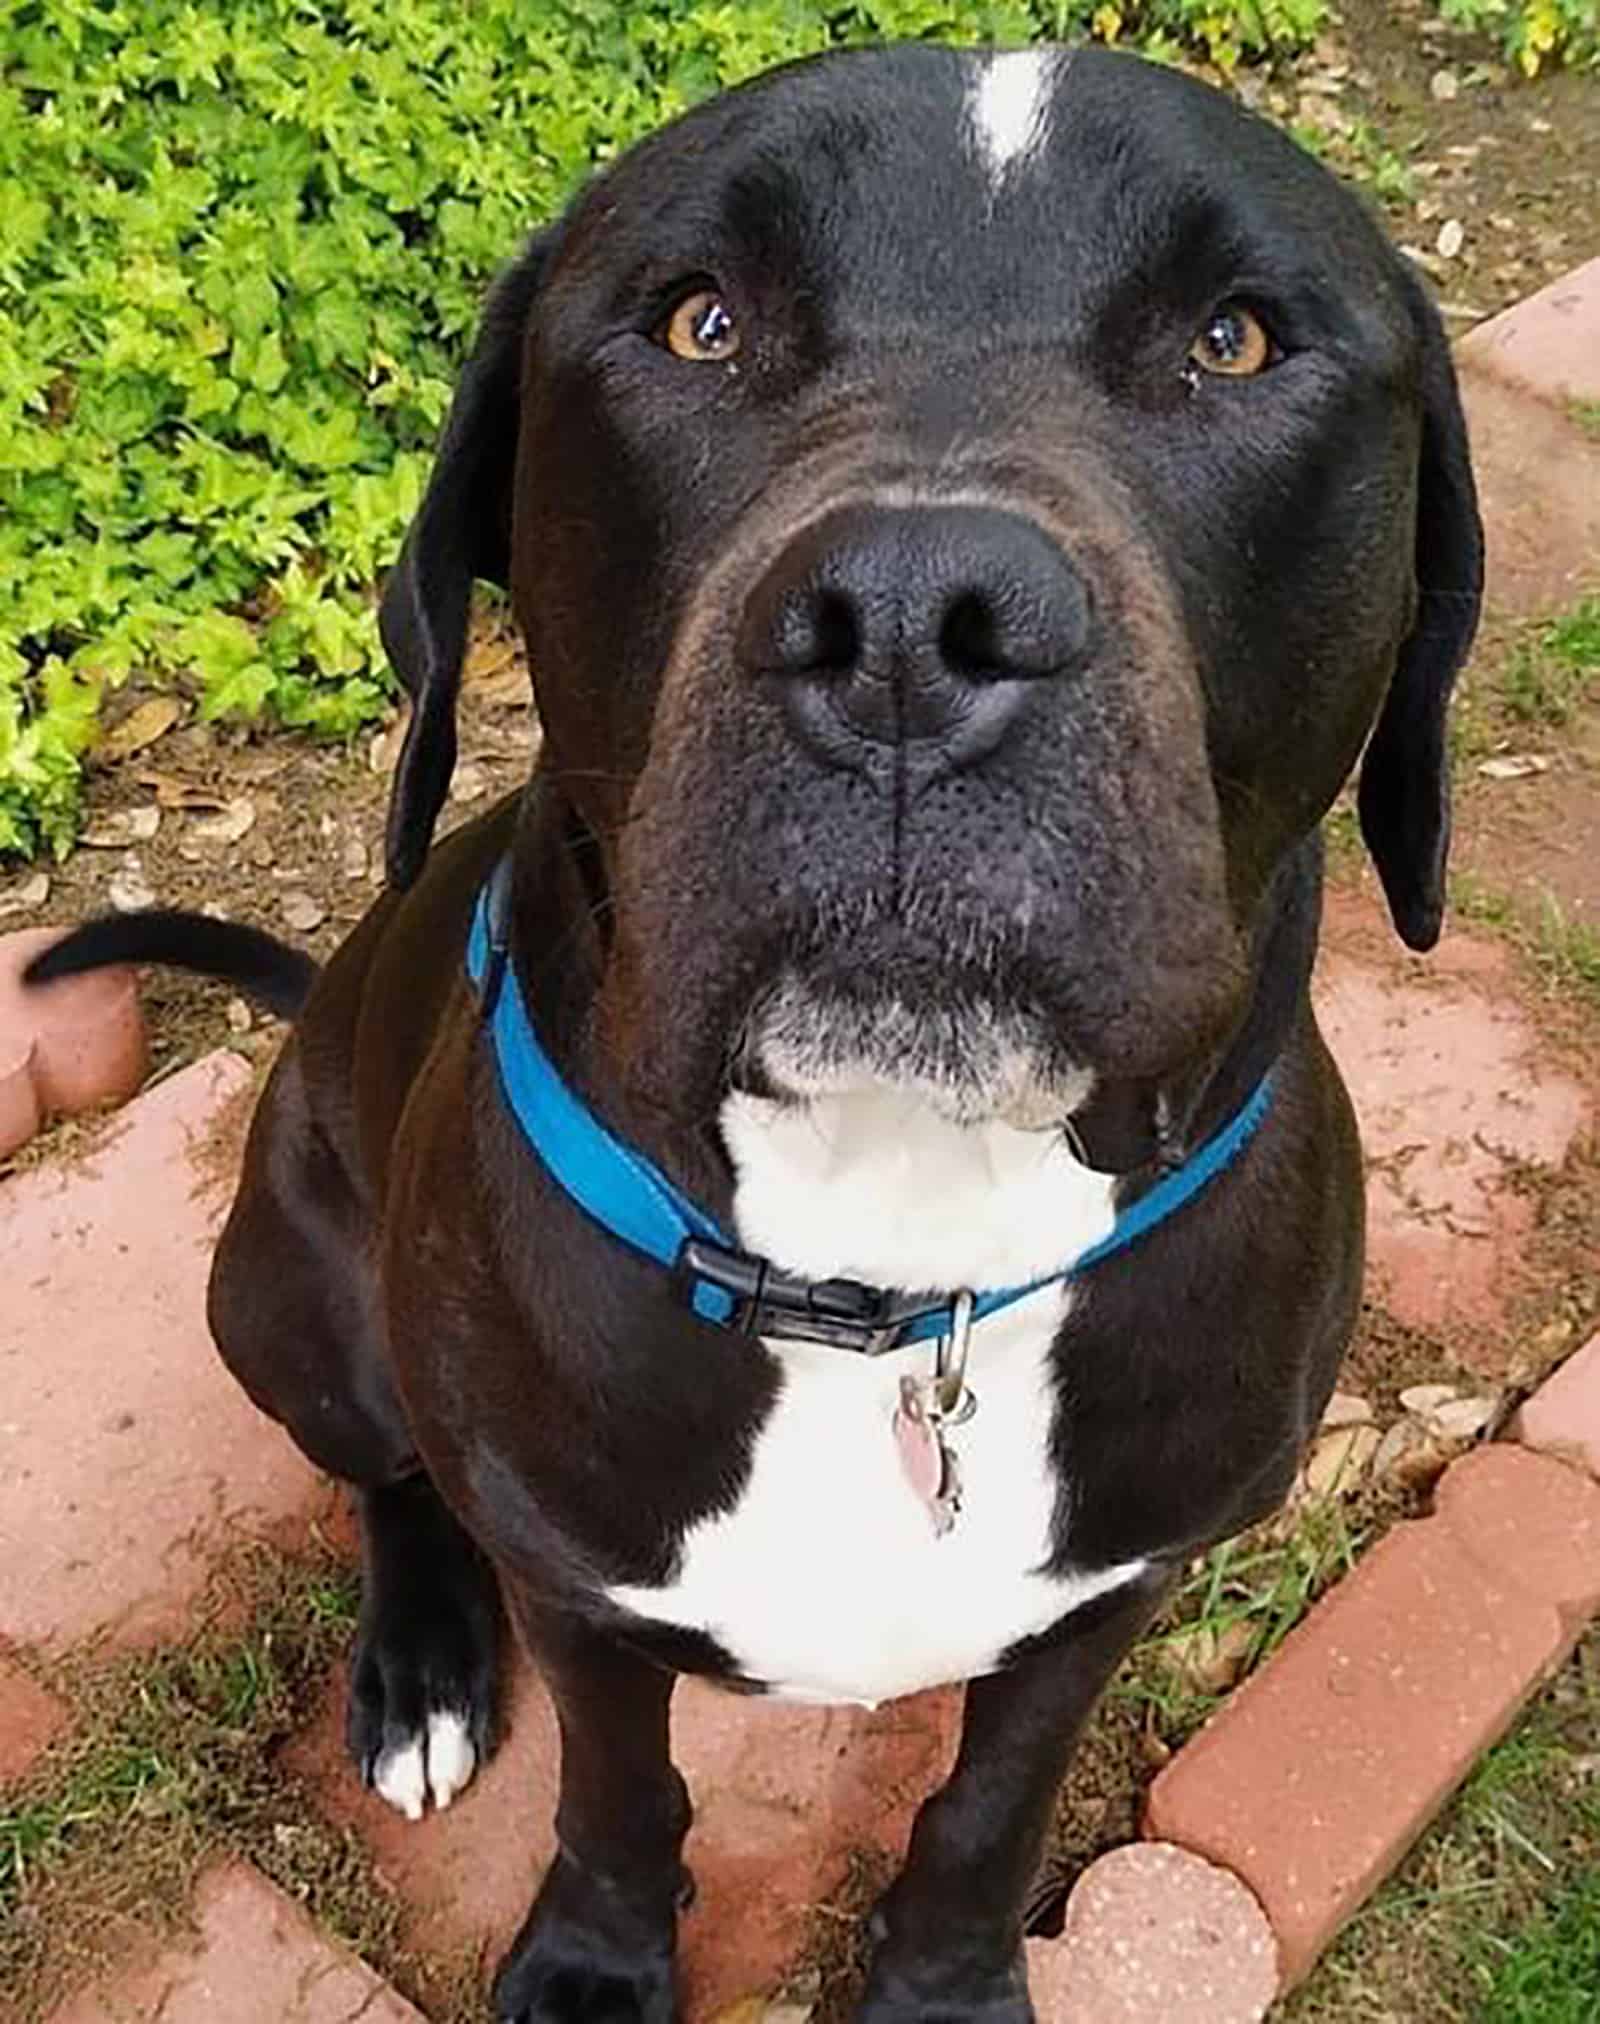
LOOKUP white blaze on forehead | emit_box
[967,48,1060,184]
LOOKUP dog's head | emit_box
[380,45,1481,1144]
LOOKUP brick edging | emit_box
[1030,1332,1600,2019]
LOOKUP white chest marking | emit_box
[967,50,1060,186]
[604,1088,1148,1705]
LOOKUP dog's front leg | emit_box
[859,1567,1175,2024]
[492,1603,689,2024]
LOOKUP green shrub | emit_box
[1437,0,1599,74]
[1,0,1327,857]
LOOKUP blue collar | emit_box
[467,868,1273,1355]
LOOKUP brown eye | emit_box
[1189,304,1274,378]
[660,288,740,362]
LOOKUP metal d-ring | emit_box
[935,1288,977,1424]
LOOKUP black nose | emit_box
[738,504,1092,765]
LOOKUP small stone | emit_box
[1321,1391,1373,1429]
[1430,66,1459,100]
[190,796,257,846]
[341,837,369,880]
[1399,1383,1459,1417]
[281,892,326,934]
[1304,1423,1382,1499]
[79,806,161,847]
[1436,218,1465,260]
[108,861,156,912]
[1477,753,1548,779]
[248,838,275,870]
[225,998,253,1034]
[0,871,50,918]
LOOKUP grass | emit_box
[1286,1625,1600,2022]
[1117,1489,1369,1744]
[1500,595,1600,729]
[0,1533,474,2022]
[1570,399,1600,441]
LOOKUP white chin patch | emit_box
[751,978,1089,1131]
[372,1709,478,1821]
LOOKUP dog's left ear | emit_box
[1356,261,1484,952]
[379,231,553,889]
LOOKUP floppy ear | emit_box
[379,231,553,889]
[1356,262,1484,952]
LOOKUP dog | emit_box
[30,40,1482,2022]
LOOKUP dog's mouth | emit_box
[740,968,1089,1132]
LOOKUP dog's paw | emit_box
[346,1567,499,1820]
[365,1705,479,1820]
[492,1857,679,2024]
[856,1927,1032,2024]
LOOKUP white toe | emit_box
[374,1738,427,1821]
[426,1709,478,1810]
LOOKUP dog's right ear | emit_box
[379,231,553,889]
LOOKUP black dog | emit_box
[32,42,1481,2021]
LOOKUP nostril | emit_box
[774,584,861,676]
[939,591,1003,679]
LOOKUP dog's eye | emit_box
[659,288,741,363]
[1188,304,1275,378]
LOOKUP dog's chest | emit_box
[604,1089,1149,1705]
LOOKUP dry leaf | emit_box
[0,871,50,917]
[1477,754,1549,780]
[449,761,489,804]
[1399,1382,1458,1416]
[99,696,183,763]
[474,664,532,710]
[1419,1394,1497,1441]
[1303,1423,1381,1499]
[281,892,327,933]
[139,770,228,812]
[369,715,407,775]
[1163,1619,1255,1696]
[1320,1391,1373,1429]
[463,636,519,686]
[79,806,161,847]
[109,863,156,912]
[190,797,257,846]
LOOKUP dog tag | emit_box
[893,1375,962,1537]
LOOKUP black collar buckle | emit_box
[675,1237,944,1355]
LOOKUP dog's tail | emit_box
[24,911,320,1021]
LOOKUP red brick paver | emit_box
[1460,256,1600,407]
[0,1052,335,1650]
[46,1860,424,2022]
[1312,928,1590,1356]
[1,928,147,1160]
[1513,1330,1600,1483]
[1142,1445,1600,1985]
[288,1658,958,2016]
[1027,1843,1278,2022]
[0,1652,68,1784]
